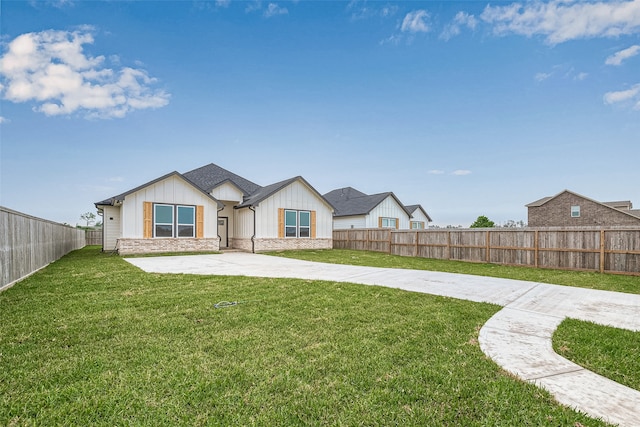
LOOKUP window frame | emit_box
[154,204,174,238]
[177,205,196,238]
[153,203,196,238]
[411,221,425,229]
[381,217,397,228]
[571,205,581,218]
[284,209,311,238]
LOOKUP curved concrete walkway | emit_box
[126,252,640,427]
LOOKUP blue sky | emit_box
[1,0,639,227]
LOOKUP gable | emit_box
[527,190,640,227]
[121,174,220,209]
[369,195,412,220]
[255,179,333,212]
[211,181,245,203]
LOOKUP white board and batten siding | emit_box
[120,175,219,238]
[366,196,411,229]
[410,208,430,227]
[210,182,244,204]
[102,205,122,252]
[237,179,333,239]
[333,215,367,230]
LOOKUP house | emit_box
[323,187,413,230]
[526,190,640,227]
[95,163,335,254]
[405,204,432,229]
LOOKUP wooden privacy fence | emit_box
[85,229,102,245]
[333,227,640,276]
[1,207,86,290]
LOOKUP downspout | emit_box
[249,206,256,254]
[217,205,225,249]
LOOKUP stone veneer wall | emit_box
[117,238,220,255]
[232,238,332,252]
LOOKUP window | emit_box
[571,205,581,218]
[284,209,311,238]
[177,206,195,237]
[299,211,310,238]
[154,204,195,238]
[154,204,174,237]
[411,221,425,229]
[381,217,397,228]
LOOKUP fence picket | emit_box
[333,227,640,276]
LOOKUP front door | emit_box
[218,217,228,248]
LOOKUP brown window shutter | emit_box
[278,208,284,238]
[311,210,316,239]
[143,202,153,238]
[378,217,382,228]
[396,218,399,229]
[196,205,204,238]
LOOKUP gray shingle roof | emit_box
[183,163,261,196]
[405,204,432,222]
[323,187,410,217]
[525,196,554,207]
[95,163,332,211]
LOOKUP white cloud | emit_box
[401,10,430,33]
[452,170,472,176]
[605,45,640,65]
[534,65,588,82]
[216,0,231,7]
[603,84,640,109]
[440,11,478,41]
[0,29,170,119]
[428,169,445,175]
[264,3,288,17]
[348,1,398,21]
[575,72,588,81]
[534,72,552,82]
[480,0,640,44]
[0,116,8,124]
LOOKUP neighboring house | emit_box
[323,187,413,230]
[405,204,432,229]
[95,163,334,254]
[526,190,640,227]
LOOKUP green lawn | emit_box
[269,249,640,405]
[554,319,640,391]
[0,247,620,426]
[267,249,640,294]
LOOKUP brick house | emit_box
[526,190,640,227]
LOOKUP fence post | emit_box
[388,229,392,254]
[534,230,539,268]
[486,230,490,263]
[415,230,419,257]
[447,231,451,260]
[600,229,605,273]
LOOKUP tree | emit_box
[470,215,495,228]
[80,212,96,227]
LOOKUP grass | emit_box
[268,248,640,402]
[267,249,640,294]
[0,247,616,426]
[554,319,640,391]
